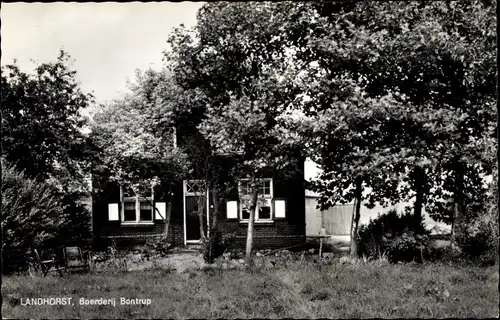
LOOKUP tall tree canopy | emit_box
[1,50,94,182]
[90,68,189,191]
[278,0,497,252]
[167,2,306,263]
[161,0,496,257]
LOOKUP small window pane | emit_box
[140,200,152,221]
[187,183,199,193]
[241,181,251,196]
[124,201,136,221]
[259,180,271,196]
[259,206,271,219]
[187,180,205,194]
[241,206,250,220]
[258,185,265,195]
[263,180,270,190]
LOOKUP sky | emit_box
[1,2,203,105]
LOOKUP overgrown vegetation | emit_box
[1,51,94,274]
[144,235,171,257]
[1,161,91,274]
[358,206,499,265]
[456,211,499,265]
[357,210,431,263]
[201,228,236,264]
[2,262,498,318]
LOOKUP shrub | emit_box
[456,213,498,265]
[202,228,235,264]
[357,209,431,263]
[386,233,431,263]
[455,173,499,265]
[1,161,91,273]
[145,235,171,257]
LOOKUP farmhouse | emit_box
[90,128,306,250]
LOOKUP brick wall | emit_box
[92,179,185,247]
[214,160,307,250]
[92,158,306,250]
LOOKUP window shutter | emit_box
[108,203,119,221]
[155,202,166,220]
[226,201,238,219]
[275,199,286,218]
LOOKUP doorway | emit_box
[183,180,209,244]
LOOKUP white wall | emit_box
[304,159,451,233]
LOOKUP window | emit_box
[185,180,205,195]
[120,186,154,225]
[239,178,273,222]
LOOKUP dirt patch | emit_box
[94,246,350,273]
[91,251,206,273]
[157,253,205,273]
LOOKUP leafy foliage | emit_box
[1,161,91,273]
[455,170,499,264]
[144,235,171,257]
[201,228,235,264]
[386,234,432,264]
[295,0,496,205]
[90,68,190,191]
[357,209,430,263]
[1,50,94,181]
[456,217,498,264]
[167,2,306,263]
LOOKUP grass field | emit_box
[2,261,498,319]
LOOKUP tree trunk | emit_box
[245,182,259,266]
[163,186,173,240]
[450,202,458,250]
[451,164,464,250]
[350,178,363,258]
[211,186,219,230]
[413,166,425,229]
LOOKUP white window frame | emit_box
[239,178,273,223]
[120,186,154,225]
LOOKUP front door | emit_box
[184,180,208,243]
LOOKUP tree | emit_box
[1,51,94,266]
[167,2,305,265]
[302,90,414,256]
[280,0,496,254]
[90,68,190,240]
[1,50,94,181]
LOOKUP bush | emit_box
[1,162,91,274]
[357,209,431,263]
[455,173,499,265]
[456,213,498,265]
[386,233,431,263]
[202,228,234,264]
[145,235,171,256]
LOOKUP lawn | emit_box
[2,260,498,319]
